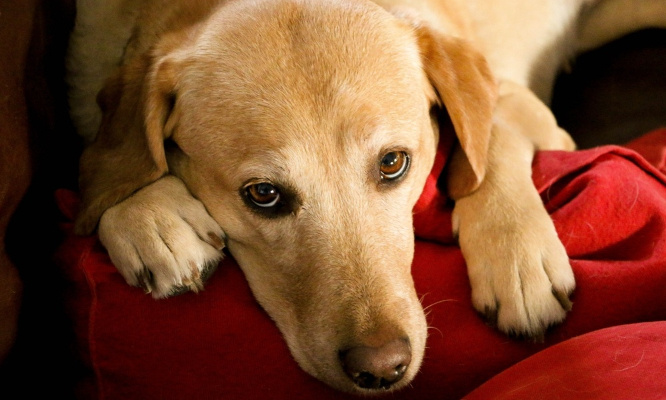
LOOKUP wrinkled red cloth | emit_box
[54,129,666,400]
[465,321,666,399]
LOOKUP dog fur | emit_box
[66,0,666,393]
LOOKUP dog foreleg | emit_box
[67,0,140,142]
[447,81,575,338]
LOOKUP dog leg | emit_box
[98,175,226,298]
[66,0,139,142]
[496,81,576,152]
[448,81,576,338]
[577,0,666,53]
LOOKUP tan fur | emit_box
[67,0,666,393]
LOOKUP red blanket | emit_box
[54,129,666,399]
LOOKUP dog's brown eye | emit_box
[380,151,410,181]
[245,182,281,208]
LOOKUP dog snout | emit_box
[339,337,411,390]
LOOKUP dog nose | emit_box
[340,338,411,390]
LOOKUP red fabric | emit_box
[624,129,666,175]
[465,321,666,400]
[54,129,666,400]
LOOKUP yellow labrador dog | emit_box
[67,0,666,393]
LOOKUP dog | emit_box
[66,0,666,393]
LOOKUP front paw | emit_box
[453,198,575,338]
[98,176,225,298]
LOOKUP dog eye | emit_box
[245,182,281,208]
[380,151,410,181]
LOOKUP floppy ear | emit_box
[413,25,498,199]
[74,55,179,235]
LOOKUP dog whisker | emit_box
[426,325,444,339]
[423,298,458,313]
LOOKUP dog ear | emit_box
[414,25,498,199]
[74,55,179,235]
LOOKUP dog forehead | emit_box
[222,114,416,187]
[200,0,417,49]
[171,0,435,183]
[186,0,425,100]
[173,0,431,155]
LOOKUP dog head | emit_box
[76,0,495,393]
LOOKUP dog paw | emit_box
[453,193,575,338]
[98,175,225,298]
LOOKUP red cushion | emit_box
[465,321,666,400]
[54,129,666,399]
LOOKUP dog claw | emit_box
[136,268,154,294]
[167,261,219,297]
[207,232,225,251]
[480,304,499,328]
[552,288,573,312]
